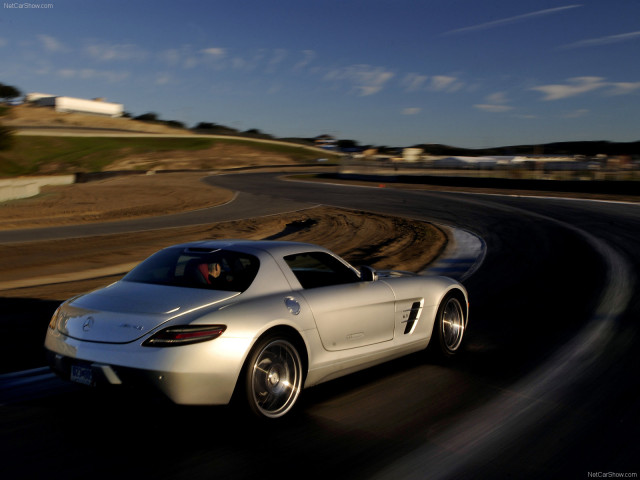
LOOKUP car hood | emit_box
[59,281,239,343]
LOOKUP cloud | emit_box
[401,73,463,93]
[230,50,272,72]
[266,48,287,74]
[160,48,180,66]
[201,47,226,58]
[531,76,606,100]
[402,107,421,115]
[474,91,513,112]
[155,73,172,85]
[486,92,509,104]
[401,73,428,92]
[474,104,513,113]
[57,68,130,83]
[445,4,582,35]
[85,42,147,61]
[0,38,7,48]
[37,34,65,52]
[160,46,200,69]
[606,82,640,95]
[200,47,227,70]
[560,30,640,49]
[293,50,316,71]
[430,75,463,92]
[161,46,294,73]
[231,57,248,70]
[229,48,288,74]
[531,76,640,100]
[324,64,394,96]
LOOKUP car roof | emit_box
[170,239,332,257]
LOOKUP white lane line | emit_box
[450,189,640,205]
[0,366,50,379]
[0,371,57,388]
[422,227,486,281]
[286,174,640,205]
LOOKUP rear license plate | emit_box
[71,364,94,386]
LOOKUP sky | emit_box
[1,0,639,148]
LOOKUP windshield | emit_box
[123,246,260,292]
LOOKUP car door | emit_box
[283,252,395,351]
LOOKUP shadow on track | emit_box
[0,297,60,374]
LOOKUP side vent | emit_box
[403,301,423,334]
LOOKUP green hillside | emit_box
[0,135,336,177]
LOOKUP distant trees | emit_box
[133,112,184,129]
[192,122,240,135]
[336,139,360,150]
[243,128,273,139]
[193,122,217,130]
[164,120,185,129]
[133,112,159,122]
[0,83,18,150]
[0,83,21,103]
[0,124,13,151]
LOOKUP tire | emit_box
[243,335,303,419]
[428,291,466,360]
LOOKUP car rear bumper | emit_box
[45,331,253,405]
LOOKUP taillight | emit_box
[143,325,226,347]
[49,306,62,330]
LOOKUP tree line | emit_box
[0,82,21,151]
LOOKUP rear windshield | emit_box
[123,247,260,292]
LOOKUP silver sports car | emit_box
[45,240,468,418]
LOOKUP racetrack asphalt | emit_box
[205,173,640,478]
[1,172,638,479]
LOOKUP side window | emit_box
[284,252,360,289]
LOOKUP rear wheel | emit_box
[243,335,303,419]
[429,292,466,359]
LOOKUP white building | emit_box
[402,148,423,162]
[24,93,55,102]
[26,93,123,117]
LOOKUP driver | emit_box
[208,260,234,289]
[208,261,222,281]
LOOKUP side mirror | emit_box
[360,266,378,282]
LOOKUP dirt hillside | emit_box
[0,172,234,229]
[2,104,330,173]
[3,103,191,134]
[0,172,446,300]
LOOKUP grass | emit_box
[0,135,337,177]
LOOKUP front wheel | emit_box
[428,292,466,360]
[243,336,303,419]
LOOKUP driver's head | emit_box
[209,262,222,278]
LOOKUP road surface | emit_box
[1,172,638,479]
